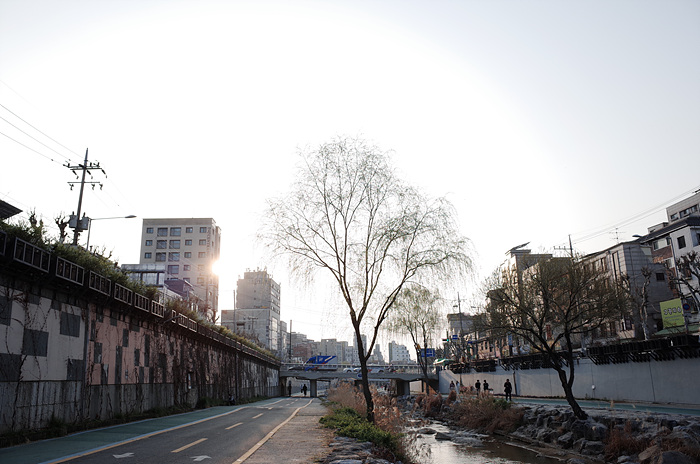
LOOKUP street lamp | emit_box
[86,215,137,249]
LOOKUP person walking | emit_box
[302,384,308,397]
[483,380,489,395]
[504,379,512,401]
[475,379,481,395]
[287,381,292,397]
[449,380,455,392]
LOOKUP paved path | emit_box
[242,398,333,464]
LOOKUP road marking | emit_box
[233,399,312,463]
[43,406,250,463]
[172,438,207,453]
[192,456,211,461]
[226,422,243,430]
[113,452,134,458]
[252,413,263,419]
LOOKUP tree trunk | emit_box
[556,368,587,420]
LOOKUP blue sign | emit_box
[451,335,459,340]
[421,348,435,358]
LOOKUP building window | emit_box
[185,239,192,246]
[169,240,180,249]
[156,240,167,249]
[198,252,206,258]
[145,240,153,246]
[155,252,166,262]
[200,227,207,233]
[157,227,168,236]
[146,227,154,234]
[184,265,191,271]
[184,252,192,258]
[199,239,207,246]
[198,265,205,271]
[197,277,205,285]
[170,227,181,236]
[186,227,193,233]
[678,236,687,249]
[168,265,179,275]
[656,272,665,281]
[144,252,152,259]
[169,252,180,262]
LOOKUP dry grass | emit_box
[449,396,524,433]
[604,422,648,461]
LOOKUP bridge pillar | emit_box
[310,379,318,397]
[394,379,411,396]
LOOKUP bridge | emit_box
[279,369,438,397]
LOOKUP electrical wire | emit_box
[0,114,74,163]
[571,184,700,245]
[0,102,80,162]
[0,129,63,164]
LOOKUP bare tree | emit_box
[261,136,471,422]
[387,285,444,388]
[674,251,700,310]
[484,255,629,420]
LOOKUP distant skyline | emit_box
[2,0,698,344]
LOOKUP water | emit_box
[410,422,559,464]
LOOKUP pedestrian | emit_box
[475,379,481,395]
[483,380,489,394]
[287,381,292,396]
[302,384,308,397]
[449,380,455,391]
[455,380,460,393]
[504,379,512,401]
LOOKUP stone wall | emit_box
[0,245,280,433]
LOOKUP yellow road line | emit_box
[233,399,312,463]
[226,422,243,430]
[172,438,207,453]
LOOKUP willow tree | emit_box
[485,255,629,420]
[387,285,444,389]
[261,137,471,422]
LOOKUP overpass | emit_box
[279,369,438,397]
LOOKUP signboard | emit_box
[451,334,459,340]
[660,298,684,329]
[421,348,435,358]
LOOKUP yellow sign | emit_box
[660,298,684,329]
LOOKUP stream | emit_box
[410,422,560,464]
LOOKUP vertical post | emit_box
[72,149,89,246]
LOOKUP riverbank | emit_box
[406,392,700,464]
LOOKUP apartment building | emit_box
[138,218,221,318]
[224,270,281,352]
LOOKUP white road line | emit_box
[226,422,243,430]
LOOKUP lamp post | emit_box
[86,215,137,249]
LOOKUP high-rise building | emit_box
[138,218,220,319]
[228,270,281,352]
[388,341,412,363]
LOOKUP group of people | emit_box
[449,378,513,401]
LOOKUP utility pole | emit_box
[65,148,106,246]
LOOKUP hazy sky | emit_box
[2,0,699,347]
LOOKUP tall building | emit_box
[138,218,221,319]
[388,341,412,363]
[229,270,281,352]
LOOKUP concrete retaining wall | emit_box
[439,356,700,405]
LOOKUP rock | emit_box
[434,431,453,440]
[417,427,436,434]
[452,436,485,447]
[327,460,363,464]
[654,451,696,464]
[566,459,587,464]
[536,428,555,443]
[580,440,605,456]
[586,420,608,441]
[639,445,661,464]
[557,431,575,449]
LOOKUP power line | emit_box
[0,102,80,162]
[571,184,700,245]
[0,129,62,164]
[0,114,74,162]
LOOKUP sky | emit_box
[1,0,699,351]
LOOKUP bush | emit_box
[448,396,524,433]
[320,407,398,451]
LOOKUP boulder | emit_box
[580,440,606,456]
[654,451,696,464]
[557,431,575,449]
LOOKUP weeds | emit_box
[447,395,524,433]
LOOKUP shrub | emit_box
[320,407,398,451]
[448,396,524,433]
[604,422,648,461]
